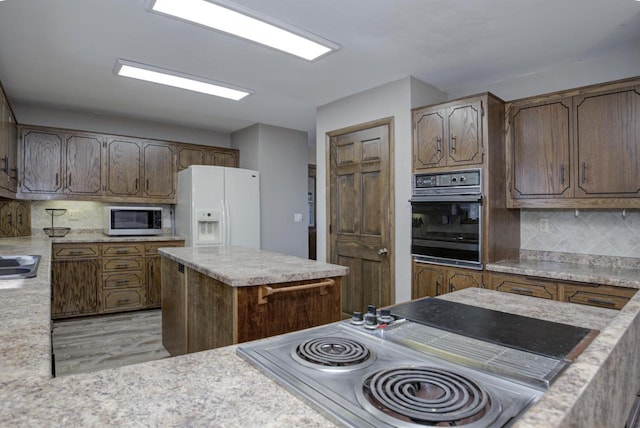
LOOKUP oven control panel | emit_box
[414,169,481,189]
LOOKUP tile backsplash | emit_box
[521,209,640,258]
[31,201,174,235]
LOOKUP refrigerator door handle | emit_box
[225,199,231,246]
[220,199,227,246]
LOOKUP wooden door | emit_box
[106,138,141,197]
[6,111,17,192]
[143,142,175,199]
[413,107,446,170]
[412,261,446,299]
[0,201,13,237]
[446,100,483,166]
[509,99,572,198]
[145,256,161,307]
[177,145,206,171]
[574,87,640,197]
[13,201,30,236]
[21,129,64,194]
[65,133,104,195]
[447,268,483,293]
[329,120,392,316]
[0,94,9,190]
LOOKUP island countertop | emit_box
[158,245,349,286]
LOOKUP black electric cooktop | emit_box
[390,298,598,360]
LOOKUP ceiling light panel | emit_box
[113,60,252,101]
[146,0,339,61]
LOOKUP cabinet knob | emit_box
[378,248,388,255]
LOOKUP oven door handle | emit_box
[410,195,482,203]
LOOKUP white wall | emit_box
[232,124,309,258]
[316,76,446,305]
[12,102,231,147]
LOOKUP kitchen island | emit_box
[1,236,640,426]
[159,245,349,355]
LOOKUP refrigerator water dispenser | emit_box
[196,210,222,244]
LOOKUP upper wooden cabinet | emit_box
[176,143,239,171]
[17,125,234,203]
[506,77,640,208]
[0,84,18,195]
[413,96,484,171]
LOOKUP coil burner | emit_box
[292,336,375,371]
[356,366,501,427]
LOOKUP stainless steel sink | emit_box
[0,255,41,279]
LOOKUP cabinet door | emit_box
[143,142,175,199]
[211,150,238,167]
[51,259,100,318]
[447,268,483,293]
[21,129,64,194]
[13,201,30,236]
[574,87,640,197]
[509,99,572,199]
[0,201,13,237]
[412,261,446,299]
[490,273,557,300]
[65,133,104,195]
[106,138,142,196]
[413,107,446,170]
[146,255,162,308]
[177,145,206,171]
[0,95,9,190]
[6,111,17,192]
[446,100,483,166]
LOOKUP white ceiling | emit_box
[0,0,639,136]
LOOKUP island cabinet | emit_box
[412,95,485,171]
[488,272,637,310]
[506,76,640,208]
[161,257,344,356]
[412,260,484,299]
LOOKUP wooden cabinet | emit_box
[162,258,342,356]
[507,77,640,208]
[21,128,64,194]
[0,84,18,195]
[145,241,184,308]
[412,260,484,299]
[0,200,31,237]
[51,243,101,319]
[52,239,184,319]
[143,142,175,199]
[176,143,239,171]
[490,273,558,300]
[105,137,142,198]
[65,133,104,196]
[413,96,484,171]
[488,272,636,310]
[101,243,145,312]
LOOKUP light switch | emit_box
[294,213,303,223]
[538,218,549,233]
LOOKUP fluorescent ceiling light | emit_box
[113,60,251,101]
[146,0,339,61]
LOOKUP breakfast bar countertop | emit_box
[1,237,640,427]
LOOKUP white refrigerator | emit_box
[175,165,260,248]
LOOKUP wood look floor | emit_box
[52,309,170,377]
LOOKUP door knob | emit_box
[378,248,388,255]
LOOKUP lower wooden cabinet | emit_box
[488,272,636,310]
[51,239,184,319]
[51,244,101,318]
[412,260,484,299]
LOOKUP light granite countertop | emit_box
[486,250,640,289]
[2,237,640,427]
[159,245,349,286]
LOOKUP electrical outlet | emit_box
[68,210,81,222]
[538,218,549,233]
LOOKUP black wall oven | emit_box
[411,169,482,269]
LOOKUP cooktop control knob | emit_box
[378,309,393,324]
[364,305,377,329]
[351,311,364,325]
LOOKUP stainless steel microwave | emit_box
[104,206,163,236]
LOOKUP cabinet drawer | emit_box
[145,241,184,255]
[102,257,144,272]
[491,274,558,300]
[103,271,144,289]
[101,243,144,257]
[563,285,636,310]
[52,244,100,259]
[103,288,144,312]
